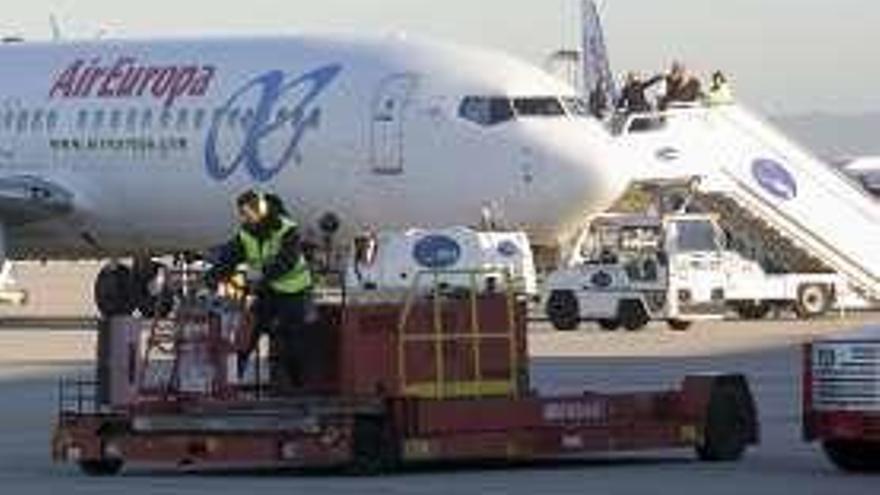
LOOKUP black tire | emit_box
[597,319,621,331]
[94,264,137,317]
[349,416,397,475]
[696,378,757,462]
[667,319,692,331]
[822,440,880,473]
[546,291,580,331]
[795,284,832,319]
[79,459,123,476]
[618,300,649,331]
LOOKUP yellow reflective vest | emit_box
[238,218,312,294]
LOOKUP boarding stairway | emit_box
[613,103,880,300]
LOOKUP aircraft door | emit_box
[370,73,418,175]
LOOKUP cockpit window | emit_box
[512,97,564,117]
[458,96,514,126]
[459,95,577,126]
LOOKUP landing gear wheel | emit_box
[546,291,580,331]
[597,319,621,331]
[78,458,123,476]
[619,300,649,331]
[132,259,173,318]
[822,440,880,472]
[696,377,757,462]
[667,319,692,331]
[795,284,831,319]
[94,264,137,317]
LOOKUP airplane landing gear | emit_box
[94,258,174,318]
[94,263,137,317]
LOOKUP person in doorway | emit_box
[660,61,702,109]
[616,71,663,131]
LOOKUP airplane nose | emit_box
[512,120,642,242]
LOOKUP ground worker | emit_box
[206,189,313,392]
[705,70,734,105]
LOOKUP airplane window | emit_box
[458,96,514,126]
[110,109,122,131]
[92,110,105,130]
[142,109,153,129]
[512,97,565,117]
[125,109,138,131]
[176,108,189,130]
[562,97,591,118]
[31,109,44,132]
[46,110,58,132]
[76,110,88,130]
[16,110,28,133]
[193,109,206,129]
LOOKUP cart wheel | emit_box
[79,459,123,476]
[349,416,397,475]
[619,300,649,331]
[94,264,137,317]
[597,319,621,331]
[667,319,692,331]
[546,291,580,331]
[795,284,831,319]
[822,440,880,472]
[696,377,757,462]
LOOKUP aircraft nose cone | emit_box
[519,120,641,241]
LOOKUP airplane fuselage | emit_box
[0,35,634,260]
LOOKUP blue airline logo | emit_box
[205,64,342,182]
[752,158,797,201]
[413,235,462,269]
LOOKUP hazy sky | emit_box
[1,0,876,115]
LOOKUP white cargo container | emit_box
[345,227,537,296]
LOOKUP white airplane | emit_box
[0,33,638,314]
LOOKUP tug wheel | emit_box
[795,284,832,319]
[696,377,757,462]
[94,264,137,317]
[546,291,580,331]
[79,459,123,476]
[822,440,880,473]
[619,300,649,331]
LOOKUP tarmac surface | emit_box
[0,311,878,494]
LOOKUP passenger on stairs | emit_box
[705,71,734,106]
